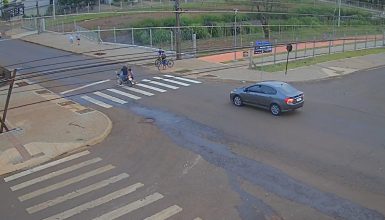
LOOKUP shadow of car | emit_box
[230,81,304,116]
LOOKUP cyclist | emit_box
[127,67,135,84]
[118,65,128,83]
[157,48,167,68]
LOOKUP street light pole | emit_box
[99,0,101,12]
[234,8,238,61]
[338,0,341,27]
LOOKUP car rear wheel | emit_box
[233,96,243,106]
[270,103,281,116]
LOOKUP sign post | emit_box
[285,44,292,75]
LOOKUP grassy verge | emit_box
[254,47,385,72]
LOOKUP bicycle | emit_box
[157,58,174,71]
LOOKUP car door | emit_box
[242,85,263,105]
[259,85,276,107]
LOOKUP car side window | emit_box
[247,85,262,93]
[261,85,276,95]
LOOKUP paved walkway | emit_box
[1,29,384,175]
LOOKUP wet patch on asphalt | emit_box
[130,105,385,220]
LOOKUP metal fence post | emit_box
[365,32,368,48]
[342,34,345,52]
[313,36,315,57]
[149,28,153,47]
[74,20,76,32]
[113,27,116,43]
[170,30,174,51]
[131,28,134,45]
[295,37,298,59]
[192,33,197,57]
[328,37,331,54]
[304,41,307,56]
[374,34,377,47]
[62,20,64,33]
[354,33,357,50]
[249,42,253,69]
[273,39,277,64]
[383,31,385,46]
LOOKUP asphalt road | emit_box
[0,40,385,220]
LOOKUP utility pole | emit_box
[175,0,182,60]
[0,69,17,133]
[53,0,56,19]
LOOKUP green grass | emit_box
[254,47,385,72]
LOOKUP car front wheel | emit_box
[233,96,243,106]
[270,103,281,116]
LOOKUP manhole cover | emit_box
[35,89,51,94]
[94,52,106,56]
[139,117,155,124]
[58,101,76,106]
[76,108,94,114]
[15,81,29,87]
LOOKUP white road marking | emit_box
[122,87,154,96]
[164,75,202,84]
[42,183,144,220]
[11,158,102,191]
[153,77,190,86]
[107,89,141,100]
[4,151,90,182]
[142,79,179,89]
[26,173,130,214]
[60,80,110,95]
[19,165,115,202]
[81,95,113,108]
[136,83,167,93]
[193,218,203,220]
[144,205,183,220]
[94,92,127,104]
[92,193,164,220]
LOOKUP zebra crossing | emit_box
[3,150,199,220]
[78,75,201,109]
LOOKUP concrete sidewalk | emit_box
[17,30,385,83]
[0,80,112,175]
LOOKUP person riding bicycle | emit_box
[127,67,135,84]
[158,48,167,67]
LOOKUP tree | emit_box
[250,0,280,39]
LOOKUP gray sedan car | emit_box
[230,81,304,115]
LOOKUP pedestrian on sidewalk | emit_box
[76,33,81,46]
[68,34,74,46]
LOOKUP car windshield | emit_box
[279,83,298,94]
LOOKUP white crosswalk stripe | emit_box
[4,151,90,182]
[60,80,110,95]
[107,89,141,100]
[136,83,167,92]
[144,205,183,220]
[93,193,164,220]
[82,95,113,108]
[142,79,179,89]
[11,158,102,191]
[42,183,144,220]
[94,92,128,104]
[164,75,202,84]
[26,173,130,214]
[122,86,154,96]
[19,165,115,201]
[153,77,190,86]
